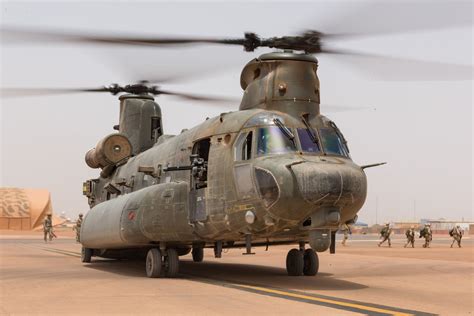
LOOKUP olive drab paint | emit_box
[80,52,368,259]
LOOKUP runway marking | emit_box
[32,245,435,316]
[185,276,435,316]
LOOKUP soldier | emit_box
[419,223,432,248]
[378,223,392,247]
[404,225,416,248]
[449,225,463,248]
[43,214,53,243]
[73,213,84,243]
[340,223,351,246]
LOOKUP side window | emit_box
[234,131,253,161]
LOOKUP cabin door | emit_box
[189,138,210,223]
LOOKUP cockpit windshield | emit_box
[319,128,349,157]
[257,126,297,155]
[297,128,320,153]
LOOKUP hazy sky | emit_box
[1,0,472,224]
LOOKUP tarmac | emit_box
[0,231,472,315]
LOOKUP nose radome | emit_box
[290,162,366,205]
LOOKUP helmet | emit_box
[456,225,460,228]
[47,213,52,217]
[79,213,83,217]
[385,223,390,226]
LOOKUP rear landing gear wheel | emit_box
[146,248,162,278]
[164,248,179,278]
[192,247,204,262]
[81,247,92,263]
[303,249,319,276]
[286,248,304,276]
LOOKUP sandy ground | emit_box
[0,231,472,315]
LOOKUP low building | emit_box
[0,188,64,230]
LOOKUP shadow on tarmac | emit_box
[85,258,367,291]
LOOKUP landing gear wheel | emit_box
[286,248,304,276]
[81,247,92,263]
[164,248,179,278]
[146,248,162,278]
[303,249,319,276]
[192,247,204,262]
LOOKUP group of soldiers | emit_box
[42,213,83,243]
[339,222,464,248]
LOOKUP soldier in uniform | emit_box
[43,214,53,243]
[419,223,432,248]
[404,225,416,248]
[340,223,351,246]
[73,213,83,243]
[378,223,392,247]
[449,225,463,248]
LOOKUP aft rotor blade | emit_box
[320,48,473,81]
[0,87,109,98]
[157,89,239,103]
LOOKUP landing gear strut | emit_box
[192,247,204,262]
[145,248,180,278]
[286,248,319,276]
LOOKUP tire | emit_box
[81,247,92,263]
[146,248,162,278]
[164,248,179,278]
[192,247,204,262]
[286,248,304,276]
[303,249,319,276]
[176,247,192,256]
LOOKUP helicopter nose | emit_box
[288,161,366,206]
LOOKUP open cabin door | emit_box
[188,138,210,223]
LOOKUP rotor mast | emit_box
[239,52,320,117]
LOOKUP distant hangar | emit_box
[0,188,63,230]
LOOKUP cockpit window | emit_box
[320,128,349,157]
[297,128,320,153]
[234,131,253,161]
[257,126,296,155]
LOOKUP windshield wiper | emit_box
[301,115,318,144]
[273,118,295,143]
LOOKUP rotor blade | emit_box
[320,48,473,81]
[0,87,109,98]
[1,28,245,48]
[322,104,376,113]
[318,0,473,39]
[157,90,240,104]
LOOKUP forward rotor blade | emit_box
[2,28,244,48]
[321,48,473,81]
[318,0,473,39]
[0,87,109,98]
[322,104,376,113]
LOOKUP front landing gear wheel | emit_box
[192,247,204,262]
[303,249,319,276]
[164,248,179,278]
[81,247,92,263]
[146,248,162,278]
[286,248,304,276]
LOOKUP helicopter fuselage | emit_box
[80,52,367,259]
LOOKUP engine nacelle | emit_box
[85,133,132,169]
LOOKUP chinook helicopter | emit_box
[2,7,472,278]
